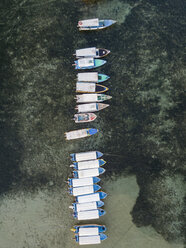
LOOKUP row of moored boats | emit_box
[66,17,116,245]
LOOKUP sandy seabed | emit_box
[0,176,183,248]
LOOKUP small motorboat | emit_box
[73,209,106,220]
[65,128,99,140]
[73,168,105,179]
[77,18,116,31]
[71,224,107,234]
[77,72,110,83]
[75,191,107,203]
[76,82,108,93]
[70,151,103,162]
[67,177,101,187]
[76,103,109,113]
[73,113,97,123]
[73,57,106,70]
[75,47,110,58]
[71,159,106,170]
[69,201,104,212]
[69,185,101,197]
[74,234,108,245]
[76,93,112,103]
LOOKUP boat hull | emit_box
[65,128,99,140]
[74,113,97,123]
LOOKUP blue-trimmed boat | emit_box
[68,177,100,187]
[75,234,108,245]
[73,208,106,220]
[71,159,106,170]
[70,201,104,212]
[70,151,103,162]
[73,57,106,70]
[73,167,105,179]
[77,18,116,31]
[75,191,107,203]
[65,128,99,140]
[77,72,110,83]
[69,184,101,196]
[71,224,106,234]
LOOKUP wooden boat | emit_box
[73,168,105,179]
[73,57,106,70]
[69,185,101,196]
[65,128,99,140]
[77,18,116,30]
[71,224,107,234]
[73,209,106,220]
[74,234,108,245]
[71,159,106,170]
[75,47,110,58]
[77,72,110,83]
[70,201,104,212]
[67,177,101,187]
[75,191,107,203]
[76,103,109,113]
[76,82,108,93]
[73,113,97,123]
[76,93,112,103]
[70,151,103,162]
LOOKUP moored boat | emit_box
[73,113,97,123]
[76,103,109,113]
[73,57,106,70]
[70,151,103,162]
[71,159,106,170]
[74,234,108,245]
[73,168,105,179]
[69,185,101,196]
[76,93,112,103]
[73,209,106,220]
[69,201,104,212]
[71,224,106,234]
[77,72,110,83]
[75,192,107,203]
[76,82,108,93]
[67,177,100,187]
[65,128,99,140]
[75,47,110,58]
[77,18,116,31]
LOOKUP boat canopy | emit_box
[76,47,97,57]
[75,151,98,161]
[79,235,101,245]
[79,18,99,27]
[79,227,99,236]
[66,129,88,140]
[76,94,98,102]
[77,168,99,178]
[76,160,100,170]
[76,202,98,212]
[72,186,95,196]
[71,178,94,187]
[76,82,96,92]
[77,193,100,203]
[78,58,94,67]
[77,72,98,82]
[77,103,98,113]
[77,210,99,220]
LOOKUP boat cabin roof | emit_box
[76,202,98,212]
[77,209,99,220]
[76,47,96,57]
[79,235,101,245]
[79,18,99,27]
[77,193,100,203]
[78,72,98,82]
[76,82,96,92]
[79,227,99,236]
[78,58,94,67]
[72,177,94,187]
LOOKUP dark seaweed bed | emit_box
[0,0,185,244]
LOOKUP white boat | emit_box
[73,209,106,220]
[75,94,112,103]
[67,177,100,187]
[75,47,110,58]
[70,201,104,212]
[70,151,103,162]
[75,192,107,204]
[77,72,110,83]
[65,128,98,140]
[73,113,97,123]
[69,185,101,197]
[76,82,108,93]
[73,168,105,179]
[71,159,106,170]
[77,18,116,31]
[76,103,109,113]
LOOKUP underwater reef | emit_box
[0,0,185,246]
